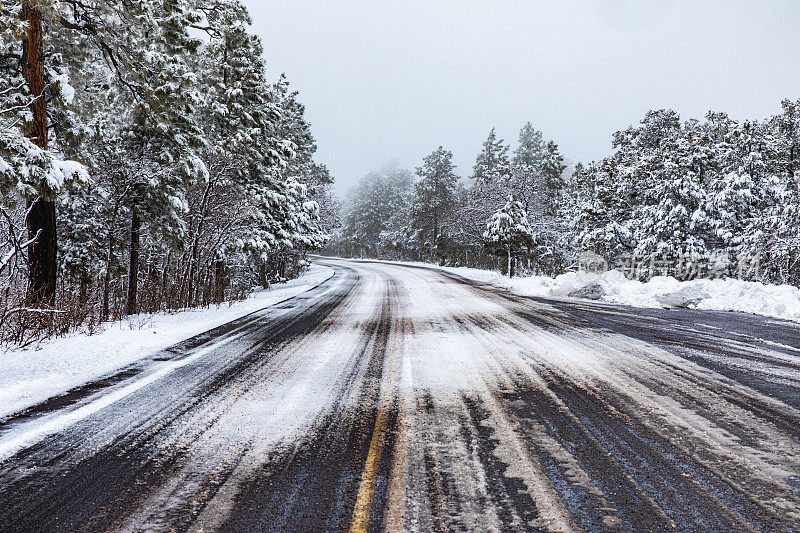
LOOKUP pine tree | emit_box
[1,2,88,305]
[460,129,513,261]
[472,128,511,185]
[570,109,684,267]
[772,99,800,181]
[758,101,800,284]
[0,0,334,335]
[540,141,567,217]
[341,165,414,257]
[511,132,567,274]
[181,1,294,298]
[483,196,535,277]
[706,120,775,267]
[58,180,105,302]
[509,123,545,212]
[633,134,709,272]
[412,147,459,259]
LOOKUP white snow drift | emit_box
[436,265,800,322]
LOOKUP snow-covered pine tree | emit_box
[180,1,289,298]
[772,99,800,180]
[483,195,535,277]
[440,183,487,267]
[57,180,105,303]
[341,165,414,258]
[309,164,341,235]
[541,141,567,216]
[232,74,330,284]
[33,0,211,316]
[570,160,632,264]
[511,131,567,274]
[472,127,512,186]
[445,128,512,264]
[632,132,709,274]
[471,128,511,217]
[412,147,459,260]
[705,119,776,272]
[269,78,329,262]
[565,107,785,281]
[749,101,800,284]
[123,0,209,314]
[509,123,546,213]
[0,0,334,337]
[0,2,88,305]
[578,110,682,269]
[756,178,799,284]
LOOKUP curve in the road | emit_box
[1,258,799,532]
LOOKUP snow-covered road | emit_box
[2,258,800,531]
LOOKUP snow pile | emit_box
[436,265,800,323]
[0,265,334,420]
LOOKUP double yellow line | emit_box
[349,407,389,532]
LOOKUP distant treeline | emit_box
[329,100,800,287]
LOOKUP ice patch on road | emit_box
[121,271,390,531]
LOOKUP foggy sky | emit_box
[241,1,800,197]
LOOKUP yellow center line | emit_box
[349,407,389,533]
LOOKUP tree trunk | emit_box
[102,232,115,320]
[162,251,172,310]
[175,252,189,306]
[203,262,212,306]
[126,208,141,315]
[214,259,226,304]
[79,274,88,307]
[433,211,438,262]
[26,200,57,305]
[507,248,513,278]
[186,180,213,307]
[22,5,56,306]
[21,6,46,149]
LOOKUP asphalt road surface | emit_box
[2,258,800,532]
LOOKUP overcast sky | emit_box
[241,1,800,197]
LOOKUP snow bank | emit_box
[0,265,334,420]
[432,265,800,323]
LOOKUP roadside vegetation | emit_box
[0,1,338,345]
[329,103,800,288]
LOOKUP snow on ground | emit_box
[353,258,800,324]
[433,264,800,323]
[0,265,334,420]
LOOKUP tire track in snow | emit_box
[0,265,359,532]
[215,273,401,532]
[381,262,575,532]
[3,258,800,531]
[357,259,800,531]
